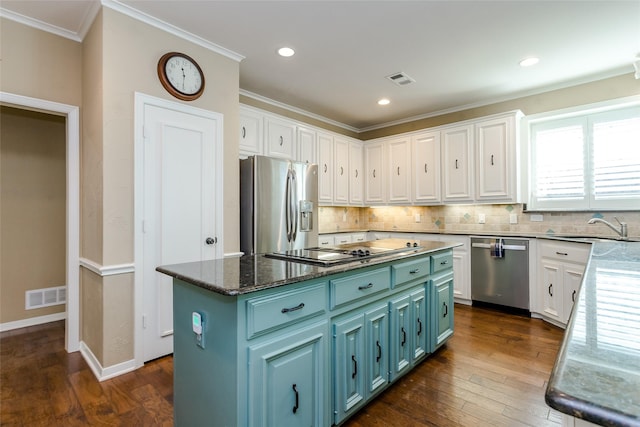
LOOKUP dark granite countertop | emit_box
[545,240,640,427]
[157,239,458,296]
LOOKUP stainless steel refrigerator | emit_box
[240,156,318,255]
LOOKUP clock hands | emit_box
[181,67,186,91]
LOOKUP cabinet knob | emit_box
[548,284,553,297]
[205,237,217,245]
[424,163,428,173]
[241,126,246,139]
[490,154,494,166]
[279,135,284,146]
[443,302,448,317]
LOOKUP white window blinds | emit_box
[529,103,640,210]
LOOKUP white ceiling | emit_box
[2,0,639,130]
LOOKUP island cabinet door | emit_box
[410,287,428,362]
[364,303,389,399]
[333,314,366,425]
[389,293,412,381]
[432,272,454,350]
[248,322,327,427]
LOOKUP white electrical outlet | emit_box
[478,213,486,224]
[510,213,518,224]
[414,213,421,223]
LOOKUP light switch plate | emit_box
[414,213,421,223]
[478,213,486,224]
[510,213,518,224]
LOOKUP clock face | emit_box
[158,52,205,101]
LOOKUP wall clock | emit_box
[157,52,205,101]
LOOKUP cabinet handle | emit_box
[556,251,568,256]
[279,135,284,146]
[351,355,358,379]
[455,159,459,169]
[548,284,553,297]
[424,163,428,173]
[241,126,246,139]
[490,154,494,166]
[401,327,407,347]
[409,268,420,274]
[358,282,373,290]
[292,384,299,414]
[324,163,327,173]
[440,260,449,265]
[397,166,400,175]
[355,169,358,178]
[376,340,382,363]
[572,290,576,302]
[443,302,448,317]
[417,318,422,336]
[373,169,376,178]
[340,166,344,176]
[281,302,305,313]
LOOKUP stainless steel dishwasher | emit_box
[471,237,529,311]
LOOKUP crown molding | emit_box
[103,0,244,63]
[0,6,93,42]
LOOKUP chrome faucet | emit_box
[587,217,628,240]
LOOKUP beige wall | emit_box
[0,107,66,323]
[0,18,83,107]
[361,73,640,140]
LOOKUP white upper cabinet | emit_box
[387,137,412,204]
[334,137,350,204]
[349,141,364,205]
[297,126,317,164]
[364,142,386,204]
[239,106,263,157]
[411,130,441,204]
[475,113,521,202]
[265,115,296,160]
[318,132,334,204]
[442,124,474,203]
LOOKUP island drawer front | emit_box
[246,282,327,339]
[431,251,453,274]
[539,241,591,264]
[392,257,431,288]
[330,267,390,310]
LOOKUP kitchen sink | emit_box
[554,235,640,243]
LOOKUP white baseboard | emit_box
[79,341,137,382]
[0,312,66,332]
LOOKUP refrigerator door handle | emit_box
[291,169,298,242]
[285,169,292,242]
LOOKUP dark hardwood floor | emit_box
[1,304,565,426]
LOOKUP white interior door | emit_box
[142,103,218,361]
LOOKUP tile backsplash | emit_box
[319,204,640,238]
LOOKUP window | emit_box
[528,101,640,210]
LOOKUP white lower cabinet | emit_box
[537,240,590,326]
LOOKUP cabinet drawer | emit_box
[246,282,327,339]
[540,241,591,264]
[392,257,430,288]
[431,251,453,274]
[330,268,390,310]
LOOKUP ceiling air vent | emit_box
[386,72,415,86]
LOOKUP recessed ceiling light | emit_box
[378,98,390,106]
[519,57,540,67]
[277,47,295,57]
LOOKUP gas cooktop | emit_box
[264,239,422,266]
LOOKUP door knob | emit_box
[205,237,216,245]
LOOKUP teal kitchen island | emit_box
[157,239,459,427]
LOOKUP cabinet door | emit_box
[364,142,386,204]
[442,124,473,202]
[297,127,316,164]
[364,304,388,398]
[412,131,441,204]
[562,265,584,324]
[334,138,350,204]
[475,116,513,201]
[248,322,327,427]
[239,107,263,156]
[433,273,454,349]
[540,259,563,323]
[317,133,334,204]
[410,287,428,361]
[388,137,411,203]
[349,142,364,205]
[389,293,412,380]
[333,314,365,424]
[265,116,296,160]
